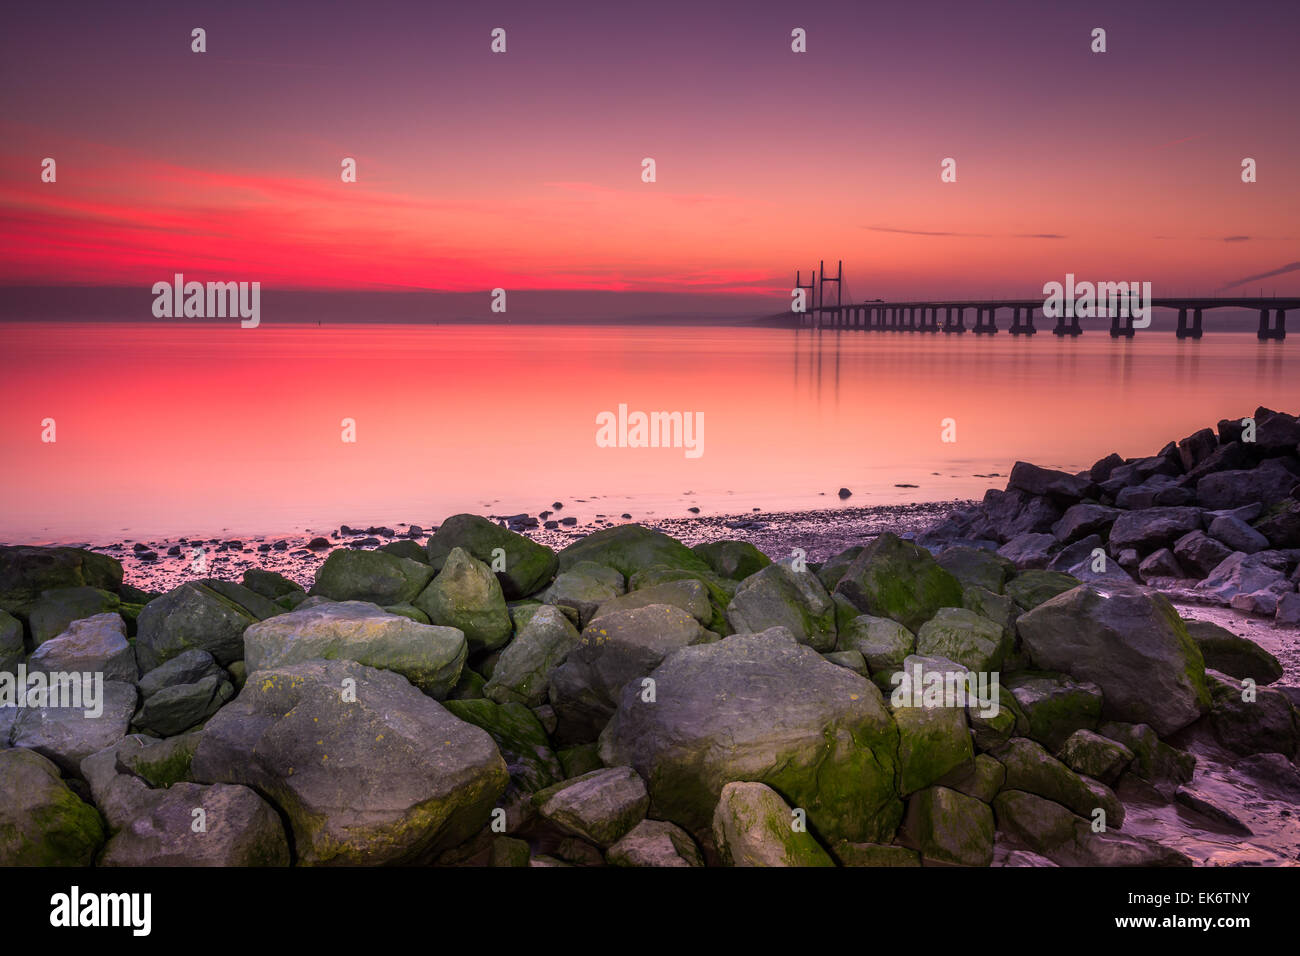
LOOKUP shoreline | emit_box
[29,500,971,595]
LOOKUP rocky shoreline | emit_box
[2,408,1299,867]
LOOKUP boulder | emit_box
[935,752,1005,804]
[834,532,963,633]
[914,607,1007,672]
[711,781,834,867]
[426,514,558,599]
[1108,507,1204,554]
[1196,459,1297,510]
[243,600,466,698]
[539,561,624,627]
[599,628,902,844]
[414,547,512,654]
[995,533,1057,570]
[993,737,1118,822]
[132,674,234,737]
[1182,619,1283,684]
[1177,428,1219,473]
[483,605,583,707]
[26,613,137,683]
[606,819,704,867]
[835,614,915,683]
[1204,671,1299,758]
[99,781,290,867]
[26,586,121,647]
[0,546,122,616]
[992,789,1078,854]
[815,546,864,592]
[1208,515,1269,554]
[935,546,1012,594]
[136,649,223,700]
[309,549,433,605]
[1005,570,1079,610]
[9,679,137,775]
[135,582,260,670]
[594,579,712,627]
[443,698,564,798]
[1097,722,1195,794]
[557,524,711,579]
[726,560,836,651]
[1138,548,1184,583]
[549,605,715,742]
[1016,585,1210,736]
[1195,550,1291,604]
[534,766,649,847]
[191,659,509,865]
[1056,729,1134,786]
[898,786,994,867]
[1173,530,1233,577]
[892,692,973,795]
[1008,462,1090,503]
[241,568,303,601]
[1254,500,1300,549]
[1004,672,1103,751]
[1051,504,1121,544]
[691,540,771,581]
[0,748,104,865]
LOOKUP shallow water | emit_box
[1,321,1296,542]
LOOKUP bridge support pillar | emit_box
[973,307,997,333]
[1176,308,1189,339]
[1053,313,1082,336]
[1110,308,1135,338]
[1259,308,1286,340]
[1010,307,1036,335]
[944,307,966,333]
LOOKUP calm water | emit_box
[1,321,1295,542]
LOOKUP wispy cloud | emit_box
[1219,261,1300,291]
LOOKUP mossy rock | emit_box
[0,749,105,865]
[1005,570,1079,610]
[427,514,558,599]
[834,532,963,633]
[691,540,771,581]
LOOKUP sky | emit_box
[2,0,1299,305]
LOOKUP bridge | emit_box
[792,262,1296,339]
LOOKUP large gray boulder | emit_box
[606,819,704,867]
[549,604,715,742]
[413,548,512,654]
[1108,508,1204,554]
[10,679,137,775]
[483,605,582,707]
[914,607,1007,672]
[539,561,625,627]
[135,582,261,670]
[309,548,434,605]
[136,649,224,700]
[27,613,137,683]
[1195,550,1291,605]
[1016,585,1210,736]
[27,586,121,647]
[834,532,963,633]
[132,673,234,737]
[711,781,834,867]
[191,659,508,865]
[594,579,712,626]
[0,748,105,865]
[726,560,836,651]
[427,513,558,599]
[556,524,712,578]
[534,766,649,847]
[1196,459,1297,511]
[0,546,122,617]
[243,600,465,698]
[599,628,902,844]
